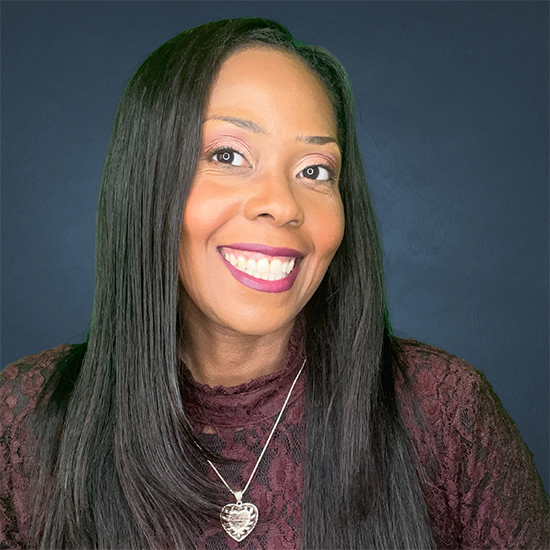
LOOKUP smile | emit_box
[219,247,296,280]
[217,245,303,293]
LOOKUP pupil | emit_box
[220,151,233,162]
[305,166,319,179]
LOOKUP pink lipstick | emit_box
[223,243,303,257]
[217,245,302,293]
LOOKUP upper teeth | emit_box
[220,249,296,281]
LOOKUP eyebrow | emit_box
[207,115,266,134]
[207,115,339,148]
[297,135,339,146]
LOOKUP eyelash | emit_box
[208,146,337,184]
[298,164,337,185]
[209,146,248,167]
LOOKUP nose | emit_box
[243,172,305,227]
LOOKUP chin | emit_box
[219,311,296,337]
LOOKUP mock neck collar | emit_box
[179,316,305,430]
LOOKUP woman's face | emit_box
[179,47,345,337]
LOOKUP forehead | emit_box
[206,46,336,135]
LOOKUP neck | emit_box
[180,311,296,388]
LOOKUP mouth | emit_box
[219,247,299,280]
[217,244,304,293]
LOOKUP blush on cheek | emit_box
[316,210,345,257]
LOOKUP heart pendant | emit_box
[220,502,259,542]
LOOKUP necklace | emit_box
[207,358,306,542]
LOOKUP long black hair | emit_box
[31,18,435,549]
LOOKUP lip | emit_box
[222,243,304,258]
[218,249,301,293]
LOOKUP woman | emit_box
[1,17,548,550]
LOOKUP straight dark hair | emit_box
[31,18,435,549]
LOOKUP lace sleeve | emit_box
[456,367,549,549]
[395,340,549,550]
[0,347,65,549]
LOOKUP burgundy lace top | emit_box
[1,336,548,549]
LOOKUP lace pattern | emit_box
[1,340,548,549]
[179,323,305,550]
[0,345,67,549]
[394,340,549,549]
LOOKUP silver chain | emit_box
[207,358,306,504]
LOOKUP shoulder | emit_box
[1,345,70,548]
[1,345,70,423]
[392,338,497,438]
[2,345,70,377]
[393,337,484,396]
[392,339,549,549]
[392,338,517,462]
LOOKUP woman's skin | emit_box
[178,47,345,387]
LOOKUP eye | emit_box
[211,148,247,167]
[299,164,334,182]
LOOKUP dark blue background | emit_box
[2,2,548,490]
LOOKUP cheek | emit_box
[179,183,237,251]
[178,181,244,289]
[311,198,345,261]
[178,187,213,284]
[180,185,214,243]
